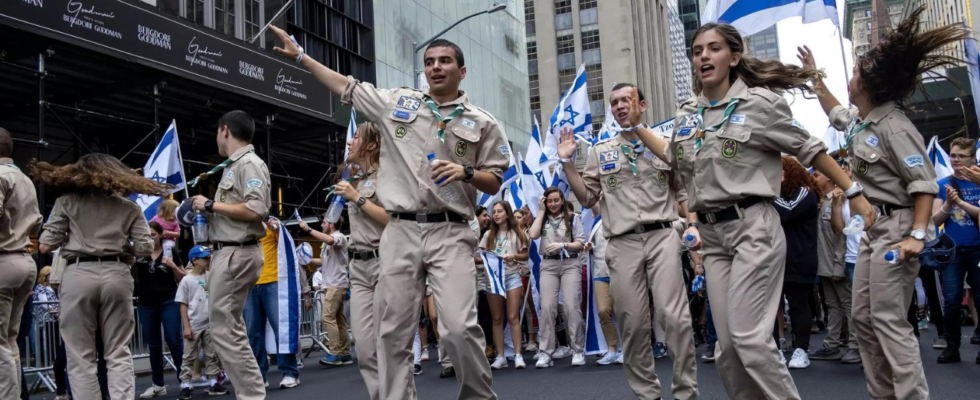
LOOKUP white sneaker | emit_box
[421,348,430,361]
[514,354,526,369]
[139,385,166,398]
[279,376,300,388]
[552,346,573,359]
[779,350,787,365]
[597,351,619,365]
[535,353,553,368]
[491,355,508,370]
[533,351,542,361]
[571,352,586,366]
[788,348,810,369]
[616,351,624,364]
[526,342,538,353]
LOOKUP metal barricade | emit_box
[301,290,330,358]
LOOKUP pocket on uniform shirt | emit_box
[387,108,418,143]
[852,143,882,176]
[448,123,483,163]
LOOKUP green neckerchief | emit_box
[423,96,466,143]
[620,144,640,176]
[187,149,254,187]
[694,98,740,152]
[324,170,374,198]
[843,120,871,151]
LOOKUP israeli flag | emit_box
[264,218,302,354]
[581,209,614,355]
[478,191,496,209]
[527,239,543,318]
[822,124,845,154]
[518,155,546,218]
[343,107,357,161]
[966,32,980,164]
[702,0,839,37]
[480,251,508,297]
[596,105,621,143]
[526,116,550,174]
[134,120,187,221]
[926,136,954,180]
[551,163,572,199]
[545,65,593,163]
[501,143,520,190]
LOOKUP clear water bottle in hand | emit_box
[884,249,901,265]
[192,210,208,244]
[685,234,698,249]
[326,195,346,224]
[427,153,461,203]
[842,215,865,236]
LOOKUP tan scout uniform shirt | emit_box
[539,214,585,256]
[582,135,688,237]
[340,77,510,218]
[666,79,827,212]
[348,169,383,250]
[0,160,42,251]
[211,145,271,242]
[817,194,846,277]
[829,103,939,206]
[39,193,153,264]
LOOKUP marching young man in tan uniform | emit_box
[634,24,874,400]
[190,110,271,400]
[0,128,42,399]
[558,84,698,400]
[270,26,506,400]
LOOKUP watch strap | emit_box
[356,196,367,207]
[844,182,863,199]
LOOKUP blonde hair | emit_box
[38,266,52,286]
[157,199,179,221]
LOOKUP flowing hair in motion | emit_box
[30,153,173,196]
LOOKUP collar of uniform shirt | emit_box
[229,144,256,161]
[696,77,749,108]
[0,157,15,167]
[864,101,898,124]
[423,90,472,110]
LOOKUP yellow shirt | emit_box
[257,227,278,285]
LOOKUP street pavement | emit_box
[31,326,980,399]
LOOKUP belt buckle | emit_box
[734,204,745,220]
[704,212,718,224]
[635,225,647,234]
[417,213,430,224]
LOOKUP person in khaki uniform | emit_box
[190,110,271,400]
[528,188,585,368]
[558,84,699,400]
[0,128,42,399]
[35,153,165,400]
[271,26,506,400]
[634,23,875,400]
[800,9,968,397]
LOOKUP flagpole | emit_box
[172,121,190,198]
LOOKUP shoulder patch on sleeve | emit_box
[246,179,264,188]
[903,155,924,168]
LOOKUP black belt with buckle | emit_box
[612,221,673,238]
[876,204,910,217]
[213,240,259,250]
[542,253,579,260]
[350,249,379,261]
[72,256,123,264]
[393,212,467,224]
[697,197,765,225]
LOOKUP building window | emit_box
[586,63,603,131]
[557,34,575,55]
[555,0,572,15]
[581,28,600,50]
[559,68,577,95]
[579,0,597,9]
[525,0,535,36]
[244,0,262,42]
[214,0,236,36]
[528,41,537,61]
[864,10,872,18]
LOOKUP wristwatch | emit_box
[204,200,214,212]
[910,229,926,241]
[560,158,574,163]
[356,196,367,207]
[844,181,865,199]
[462,165,475,182]
[687,222,700,229]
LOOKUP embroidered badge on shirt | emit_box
[658,171,668,184]
[607,176,619,188]
[676,144,685,160]
[729,114,746,125]
[396,96,421,111]
[395,125,408,138]
[462,118,476,129]
[364,180,374,187]
[599,150,619,163]
[904,155,924,168]
[246,179,263,188]
[226,171,234,179]
[722,139,738,158]
[455,141,467,157]
[866,135,879,147]
[392,110,411,120]
[680,114,698,128]
[792,119,805,130]
[500,145,510,156]
[602,162,616,171]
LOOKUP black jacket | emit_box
[774,187,819,284]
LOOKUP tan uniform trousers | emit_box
[822,276,858,349]
[607,229,699,400]
[350,256,381,400]
[592,280,618,349]
[323,287,351,356]
[853,209,929,399]
[0,253,36,398]
[59,260,135,400]
[178,329,221,382]
[377,219,495,400]
[700,202,800,400]
[538,258,584,354]
[209,245,265,400]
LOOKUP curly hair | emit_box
[781,156,821,199]
[692,23,825,94]
[30,153,173,196]
[857,6,971,109]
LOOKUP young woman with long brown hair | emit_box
[480,201,530,369]
[630,21,875,400]
[528,187,585,368]
[35,153,170,400]
[799,7,969,397]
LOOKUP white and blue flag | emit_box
[343,107,357,161]
[966,32,980,163]
[518,155,546,218]
[822,124,845,154]
[526,116,551,174]
[550,163,572,199]
[581,209,616,355]
[926,136,954,180]
[545,65,593,162]
[134,120,187,221]
[263,218,302,354]
[702,0,839,37]
[480,251,508,298]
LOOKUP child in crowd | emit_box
[151,199,181,257]
[176,246,227,399]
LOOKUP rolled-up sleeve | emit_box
[829,105,856,132]
[580,150,603,208]
[127,204,153,256]
[673,172,688,204]
[475,121,509,182]
[887,130,940,196]
[762,97,827,167]
[240,161,271,220]
[39,197,68,248]
[573,214,586,243]
[341,76,396,123]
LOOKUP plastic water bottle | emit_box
[841,215,865,236]
[192,210,208,244]
[884,249,901,265]
[685,234,698,249]
[427,153,461,203]
[325,195,346,224]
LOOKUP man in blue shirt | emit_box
[931,137,980,364]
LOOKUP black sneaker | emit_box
[439,366,456,378]
[937,347,960,364]
[808,345,842,361]
[971,331,980,345]
[208,382,228,396]
[414,364,423,375]
[178,387,193,400]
